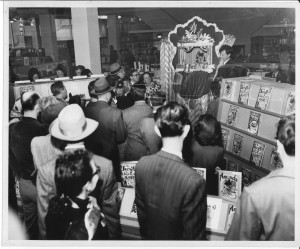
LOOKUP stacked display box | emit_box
[217,76,295,183]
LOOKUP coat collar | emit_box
[267,166,295,179]
[156,150,185,164]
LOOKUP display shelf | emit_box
[225,151,270,175]
[218,76,295,180]
[221,99,284,119]
[221,122,277,146]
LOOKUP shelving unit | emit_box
[100,37,110,72]
[217,76,295,185]
[123,41,153,63]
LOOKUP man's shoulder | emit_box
[140,117,155,128]
[32,134,50,146]
[38,157,57,178]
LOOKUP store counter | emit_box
[119,186,234,240]
[12,77,97,100]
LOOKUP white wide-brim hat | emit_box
[50,104,98,141]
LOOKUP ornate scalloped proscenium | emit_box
[223,34,236,47]
[167,16,227,74]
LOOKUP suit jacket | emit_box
[135,150,207,240]
[9,117,47,179]
[186,140,225,195]
[37,153,120,239]
[216,59,237,79]
[140,116,162,155]
[121,101,152,161]
[31,134,62,170]
[265,70,288,83]
[226,167,295,240]
[84,100,127,181]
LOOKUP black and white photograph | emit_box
[1,0,299,247]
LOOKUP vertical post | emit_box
[71,8,102,74]
[107,15,120,52]
[39,13,59,61]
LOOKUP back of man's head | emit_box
[149,94,166,107]
[51,81,65,97]
[155,102,189,137]
[130,84,146,102]
[21,91,41,114]
[88,80,96,98]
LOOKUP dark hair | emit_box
[55,64,67,76]
[276,114,295,156]
[21,93,40,114]
[47,150,93,217]
[194,114,222,147]
[88,80,96,98]
[130,70,139,77]
[149,94,166,107]
[155,102,189,137]
[50,81,65,96]
[219,45,233,56]
[210,77,222,99]
[130,85,146,102]
[81,69,92,77]
[75,65,85,71]
[28,67,40,82]
[55,149,93,198]
[142,72,151,80]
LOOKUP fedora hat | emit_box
[90,77,114,95]
[109,63,124,75]
[50,104,98,141]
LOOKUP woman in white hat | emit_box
[36,104,120,239]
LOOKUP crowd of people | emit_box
[8,59,295,241]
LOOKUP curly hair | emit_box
[276,114,295,156]
[55,149,93,198]
[155,102,189,137]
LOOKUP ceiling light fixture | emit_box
[98,15,108,20]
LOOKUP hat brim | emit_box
[90,86,115,95]
[50,118,99,142]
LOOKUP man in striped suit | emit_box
[135,102,207,240]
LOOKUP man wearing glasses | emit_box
[130,70,141,86]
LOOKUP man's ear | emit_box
[181,124,190,139]
[154,125,161,138]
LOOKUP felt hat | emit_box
[50,104,98,141]
[109,63,124,75]
[90,77,114,95]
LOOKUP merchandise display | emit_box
[217,76,295,180]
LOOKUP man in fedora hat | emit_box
[106,63,125,88]
[36,104,120,239]
[84,77,127,182]
[9,91,48,239]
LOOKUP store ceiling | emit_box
[98,8,295,31]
